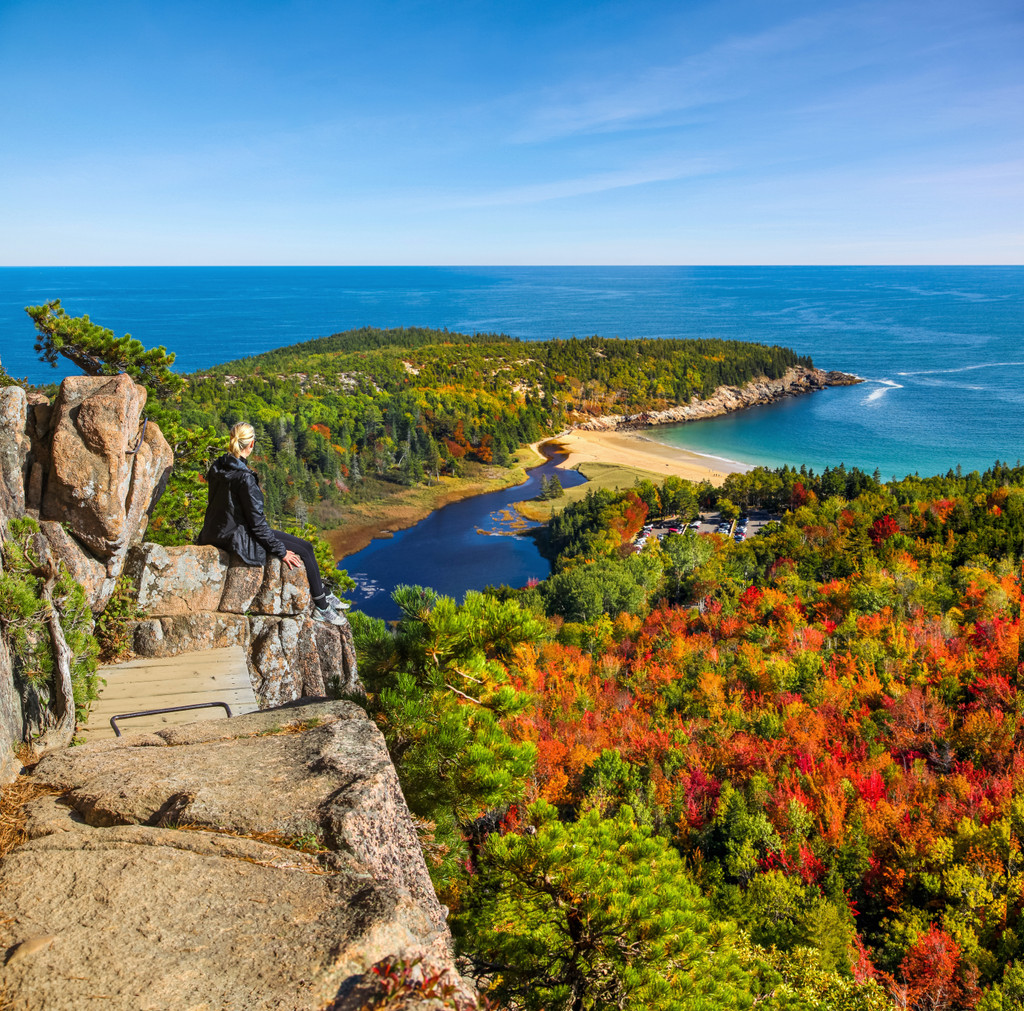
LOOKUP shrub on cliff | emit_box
[0,518,99,737]
[456,801,752,1011]
[350,586,543,887]
[27,299,183,395]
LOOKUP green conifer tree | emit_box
[349,587,543,885]
[457,801,752,1011]
[26,299,183,395]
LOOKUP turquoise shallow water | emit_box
[643,267,1024,478]
[2,265,1021,478]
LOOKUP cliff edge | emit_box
[0,375,357,762]
[1,374,469,1009]
[0,701,468,1010]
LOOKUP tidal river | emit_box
[340,451,586,620]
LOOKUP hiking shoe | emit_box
[326,593,351,611]
[311,603,346,626]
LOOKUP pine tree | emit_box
[349,587,544,885]
[457,802,752,1011]
[26,299,183,396]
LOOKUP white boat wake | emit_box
[863,379,903,403]
[897,361,1024,376]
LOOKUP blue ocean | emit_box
[2,266,1022,479]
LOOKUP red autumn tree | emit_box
[883,925,979,1011]
[870,514,901,545]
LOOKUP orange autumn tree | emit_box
[498,475,1023,1005]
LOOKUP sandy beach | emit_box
[542,429,750,486]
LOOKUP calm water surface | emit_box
[343,451,585,619]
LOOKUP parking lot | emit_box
[636,509,779,549]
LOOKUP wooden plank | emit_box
[87,693,257,720]
[98,657,250,679]
[98,668,243,686]
[79,646,259,743]
[101,652,249,671]
[95,678,253,701]
[89,684,256,706]
[100,648,244,670]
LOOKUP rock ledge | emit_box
[0,701,465,1011]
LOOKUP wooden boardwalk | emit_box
[79,646,259,742]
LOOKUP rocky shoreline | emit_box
[572,366,861,433]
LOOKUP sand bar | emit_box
[543,429,750,486]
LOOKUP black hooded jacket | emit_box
[197,453,286,566]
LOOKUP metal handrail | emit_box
[109,701,233,737]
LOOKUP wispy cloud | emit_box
[510,13,833,143]
[441,159,719,209]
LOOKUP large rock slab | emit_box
[246,616,359,706]
[24,392,51,512]
[41,374,143,555]
[120,415,173,554]
[38,520,116,613]
[0,702,454,1010]
[0,633,22,782]
[250,555,312,615]
[247,615,309,705]
[124,542,228,616]
[219,556,264,612]
[41,375,170,561]
[314,619,361,697]
[0,465,17,545]
[123,542,315,617]
[128,612,248,658]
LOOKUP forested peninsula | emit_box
[153,326,831,550]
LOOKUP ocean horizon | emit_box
[2,265,1022,480]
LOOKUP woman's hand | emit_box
[282,549,302,570]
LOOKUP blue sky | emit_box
[1,0,1021,264]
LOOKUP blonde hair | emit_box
[228,422,256,458]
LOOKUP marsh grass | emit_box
[517,461,665,521]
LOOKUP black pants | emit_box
[273,530,325,602]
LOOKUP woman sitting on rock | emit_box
[198,422,346,625]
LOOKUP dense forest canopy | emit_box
[353,459,1023,1010]
[16,308,1021,1008]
